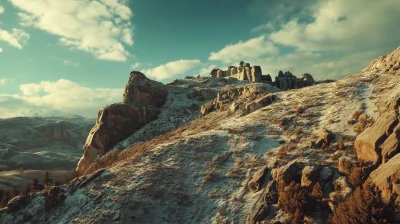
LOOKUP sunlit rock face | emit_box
[76,72,168,174]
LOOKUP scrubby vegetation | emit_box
[328,182,396,224]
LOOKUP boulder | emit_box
[329,176,352,211]
[369,153,400,202]
[301,166,321,188]
[244,94,277,114]
[338,156,357,175]
[248,166,269,193]
[76,72,168,173]
[210,69,218,78]
[354,111,399,165]
[272,161,301,185]
[318,128,335,145]
[300,73,315,86]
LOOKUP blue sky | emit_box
[0,0,399,118]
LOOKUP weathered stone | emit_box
[301,166,321,188]
[245,94,277,114]
[354,111,399,165]
[363,46,400,75]
[369,153,400,202]
[381,124,400,163]
[210,69,218,78]
[248,166,269,193]
[248,202,270,224]
[216,69,223,78]
[263,180,278,204]
[231,67,238,76]
[318,128,335,144]
[251,66,263,83]
[300,73,315,86]
[272,161,301,185]
[77,72,168,173]
[338,156,357,175]
[329,176,353,211]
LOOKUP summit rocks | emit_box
[76,72,168,174]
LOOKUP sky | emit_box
[0,0,399,118]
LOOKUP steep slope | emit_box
[1,47,400,223]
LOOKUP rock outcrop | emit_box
[38,121,74,146]
[363,46,400,75]
[76,72,168,174]
[369,153,400,203]
[200,84,279,116]
[209,62,315,90]
[354,104,399,165]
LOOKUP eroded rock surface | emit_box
[76,72,168,173]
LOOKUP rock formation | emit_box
[76,72,168,174]
[354,94,400,165]
[209,62,315,90]
[363,46,400,75]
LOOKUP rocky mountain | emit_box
[0,115,95,189]
[1,47,400,223]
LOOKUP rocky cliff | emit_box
[76,72,168,174]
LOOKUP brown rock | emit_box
[369,153,400,202]
[210,69,218,78]
[248,166,269,193]
[272,161,301,185]
[245,94,277,114]
[301,166,321,188]
[263,180,278,204]
[354,111,399,165]
[216,69,223,78]
[362,46,400,75]
[318,128,335,144]
[381,123,400,163]
[300,73,315,86]
[76,72,168,173]
[338,156,357,175]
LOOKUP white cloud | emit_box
[0,79,123,118]
[0,47,2,53]
[0,5,4,14]
[208,36,279,63]
[141,59,202,80]
[268,0,400,52]
[10,0,134,62]
[63,60,80,67]
[0,28,30,49]
[131,62,141,69]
